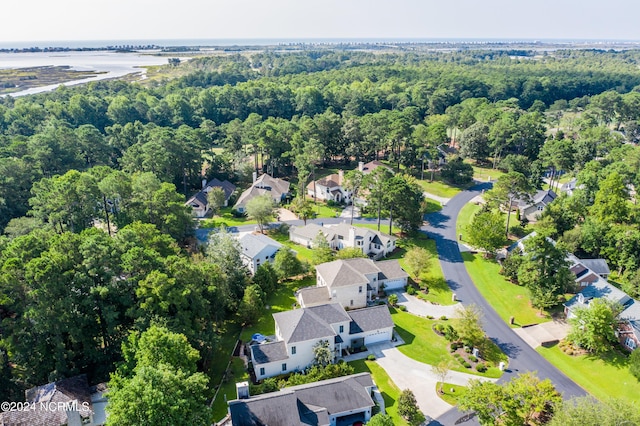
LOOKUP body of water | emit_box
[0,50,176,97]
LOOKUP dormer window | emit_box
[577,293,585,304]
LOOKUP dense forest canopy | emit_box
[1,48,640,409]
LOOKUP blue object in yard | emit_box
[252,333,266,343]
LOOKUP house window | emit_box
[260,367,265,376]
[282,363,287,372]
[537,205,544,211]
[626,338,637,350]
[359,286,363,293]
[291,346,296,355]
[339,325,344,333]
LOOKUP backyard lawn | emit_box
[537,345,640,404]
[350,359,408,426]
[211,356,249,421]
[200,207,257,228]
[391,308,504,378]
[462,252,551,327]
[239,276,313,343]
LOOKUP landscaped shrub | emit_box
[463,362,472,368]
[407,286,416,295]
[443,325,458,341]
[388,293,398,306]
[469,355,478,363]
[367,354,376,361]
[476,363,487,373]
[450,342,461,351]
[454,353,462,359]
[398,305,407,311]
[439,316,448,321]
[426,315,434,319]
[464,346,472,354]
[434,324,445,334]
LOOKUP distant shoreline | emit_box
[2,37,640,52]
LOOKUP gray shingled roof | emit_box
[565,277,632,312]
[315,258,404,289]
[290,223,336,242]
[348,305,394,334]
[206,178,236,199]
[297,286,331,307]
[234,174,290,210]
[376,259,409,281]
[307,303,352,324]
[228,373,374,426]
[251,341,289,365]
[1,375,93,426]
[229,390,329,426]
[518,189,557,208]
[274,309,336,344]
[315,259,371,289]
[238,233,282,260]
[578,258,610,276]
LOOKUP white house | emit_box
[234,173,290,214]
[185,178,236,218]
[237,233,283,275]
[307,170,352,203]
[250,303,393,380]
[227,373,378,426]
[298,258,408,309]
[289,223,397,259]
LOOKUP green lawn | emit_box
[200,207,257,228]
[211,356,249,421]
[350,359,408,425]
[456,202,482,243]
[417,178,464,199]
[239,278,307,342]
[537,345,640,404]
[390,235,454,306]
[309,201,343,219]
[391,308,503,378]
[436,382,467,406]
[471,165,505,182]
[270,231,315,264]
[424,198,442,214]
[462,252,551,327]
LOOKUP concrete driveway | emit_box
[368,341,497,420]
[512,319,570,349]
[388,291,462,319]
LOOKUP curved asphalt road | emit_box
[422,183,586,426]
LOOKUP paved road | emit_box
[422,183,586,426]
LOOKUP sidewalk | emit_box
[423,191,450,206]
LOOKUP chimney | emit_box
[202,179,207,189]
[252,171,257,184]
[338,169,344,184]
[358,161,364,172]
[236,381,250,400]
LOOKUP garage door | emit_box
[364,330,391,345]
[382,279,405,291]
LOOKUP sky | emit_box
[2,0,640,44]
